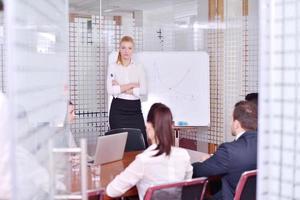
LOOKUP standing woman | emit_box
[107,36,148,146]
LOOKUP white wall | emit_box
[142,0,208,51]
[143,6,174,51]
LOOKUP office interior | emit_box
[0,0,297,199]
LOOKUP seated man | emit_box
[192,101,257,200]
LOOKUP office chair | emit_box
[234,169,257,200]
[104,128,146,152]
[88,189,104,200]
[144,177,208,200]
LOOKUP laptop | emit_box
[93,132,128,165]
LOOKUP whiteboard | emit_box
[109,51,210,126]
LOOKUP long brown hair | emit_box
[147,103,174,156]
[116,36,135,65]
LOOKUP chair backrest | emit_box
[104,128,146,152]
[234,169,257,200]
[144,177,208,200]
[88,189,104,200]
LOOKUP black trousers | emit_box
[109,98,148,147]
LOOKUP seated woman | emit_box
[106,103,193,199]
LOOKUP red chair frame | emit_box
[234,169,257,200]
[88,189,104,200]
[144,177,208,200]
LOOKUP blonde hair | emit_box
[117,36,135,65]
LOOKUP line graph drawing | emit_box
[137,52,210,126]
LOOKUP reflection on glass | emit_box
[6,0,69,199]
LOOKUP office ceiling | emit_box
[69,0,178,15]
[69,0,99,14]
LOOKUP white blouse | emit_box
[107,60,147,100]
[106,144,193,199]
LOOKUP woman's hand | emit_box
[112,80,119,86]
[114,81,139,94]
[112,80,138,89]
[131,82,140,88]
[125,89,133,95]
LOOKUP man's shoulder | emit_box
[218,131,257,154]
[236,131,257,143]
[218,141,234,149]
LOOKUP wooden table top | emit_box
[71,151,140,200]
[100,151,140,199]
[71,149,210,199]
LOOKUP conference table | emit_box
[71,149,210,200]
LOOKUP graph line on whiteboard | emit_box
[152,61,192,91]
[148,61,200,102]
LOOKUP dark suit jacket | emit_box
[192,131,257,200]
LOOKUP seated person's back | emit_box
[192,100,258,200]
[213,130,257,199]
[106,103,193,199]
[132,144,191,199]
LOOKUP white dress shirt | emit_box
[235,131,246,141]
[106,144,193,199]
[107,60,147,100]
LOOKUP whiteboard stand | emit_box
[173,127,180,147]
[173,126,199,148]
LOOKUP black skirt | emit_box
[109,98,148,146]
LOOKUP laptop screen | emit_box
[94,132,128,165]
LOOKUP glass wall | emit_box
[100,0,258,149]
[68,0,259,152]
[0,0,261,199]
[258,0,300,199]
[2,0,70,199]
